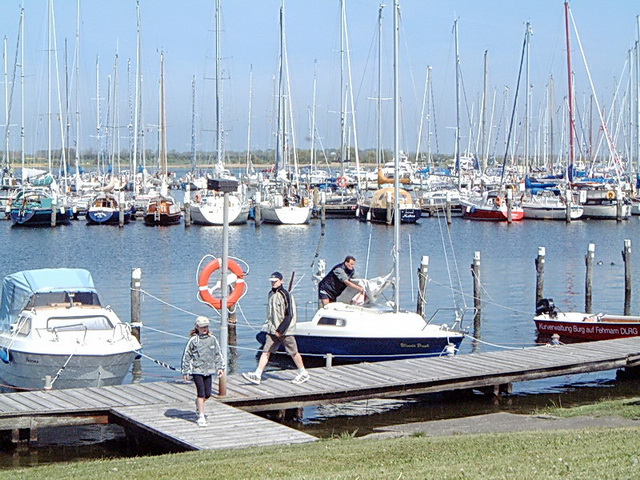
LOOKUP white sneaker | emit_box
[242,372,261,385]
[292,371,310,385]
[197,415,207,427]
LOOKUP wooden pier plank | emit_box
[1,336,640,451]
[110,401,316,451]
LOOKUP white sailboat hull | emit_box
[190,194,250,225]
[259,203,311,225]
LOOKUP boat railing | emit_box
[424,306,476,331]
[48,323,88,343]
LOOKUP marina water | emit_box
[1,213,640,465]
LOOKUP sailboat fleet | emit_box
[0,1,638,227]
[0,1,639,388]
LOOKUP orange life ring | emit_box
[336,177,348,188]
[495,196,502,206]
[606,190,615,200]
[194,193,202,203]
[198,259,246,309]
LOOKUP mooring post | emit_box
[320,191,326,227]
[50,195,57,227]
[130,267,142,343]
[183,185,191,227]
[506,189,513,223]
[325,353,333,368]
[623,239,632,315]
[446,191,452,225]
[616,188,623,222]
[585,243,595,314]
[472,251,481,350]
[565,188,572,223]
[386,191,393,225]
[535,246,545,306]
[116,191,124,227]
[416,256,429,318]
[254,191,262,226]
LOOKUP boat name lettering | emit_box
[400,342,430,349]
[540,323,638,336]
[25,357,39,364]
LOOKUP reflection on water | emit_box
[2,215,640,466]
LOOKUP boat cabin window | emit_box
[47,315,114,331]
[13,317,31,336]
[27,291,101,308]
[317,317,346,327]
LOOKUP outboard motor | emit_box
[535,298,557,318]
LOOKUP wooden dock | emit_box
[1,336,639,450]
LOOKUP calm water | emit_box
[2,212,640,465]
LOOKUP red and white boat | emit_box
[534,298,640,341]
[461,190,524,221]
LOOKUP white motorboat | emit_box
[521,191,583,220]
[259,192,312,225]
[0,268,141,390]
[190,190,250,225]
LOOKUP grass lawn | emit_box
[4,397,640,480]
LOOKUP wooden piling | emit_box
[565,188,572,223]
[472,251,481,348]
[254,203,262,225]
[183,189,191,227]
[616,189,623,222]
[130,268,142,343]
[585,243,595,314]
[118,199,125,227]
[506,189,513,223]
[386,191,393,225]
[416,256,429,318]
[50,197,57,227]
[535,246,545,306]
[623,239,632,315]
[445,192,452,225]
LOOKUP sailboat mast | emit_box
[454,18,461,189]
[215,0,223,173]
[339,0,346,169]
[393,0,400,313]
[564,1,575,167]
[376,3,383,168]
[20,7,25,177]
[160,52,167,178]
[190,75,197,172]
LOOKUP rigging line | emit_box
[309,214,326,268]
[427,276,532,316]
[434,204,465,310]
[140,324,188,340]
[463,333,530,350]
[50,348,78,387]
[136,288,200,317]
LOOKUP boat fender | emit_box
[198,259,246,309]
[336,177,348,188]
[0,348,11,364]
[606,190,615,200]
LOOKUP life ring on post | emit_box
[606,190,615,200]
[336,177,348,188]
[198,259,246,309]
[194,193,202,203]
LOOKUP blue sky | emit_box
[0,0,638,161]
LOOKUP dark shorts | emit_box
[319,289,336,302]
[192,374,212,399]
[263,333,299,356]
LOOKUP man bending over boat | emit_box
[318,255,365,306]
